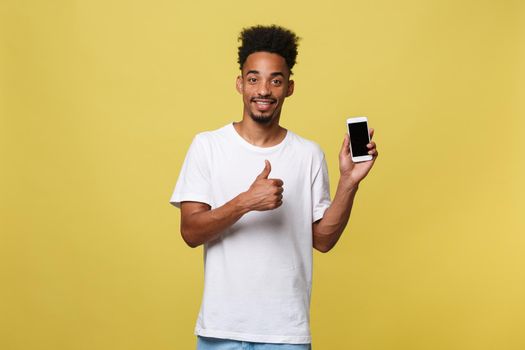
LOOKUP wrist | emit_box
[234,192,252,215]
[338,175,359,192]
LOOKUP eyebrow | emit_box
[245,70,285,78]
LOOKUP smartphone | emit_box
[346,116,372,162]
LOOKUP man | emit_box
[170,25,378,350]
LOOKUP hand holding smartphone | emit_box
[346,116,372,162]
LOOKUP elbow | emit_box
[313,230,338,253]
[314,246,327,253]
[312,222,335,253]
[180,226,201,248]
[314,242,333,253]
[319,246,333,253]
[313,230,334,253]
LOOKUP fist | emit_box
[242,160,284,211]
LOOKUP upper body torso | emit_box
[170,122,331,344]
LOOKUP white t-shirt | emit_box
[170,122,331,344]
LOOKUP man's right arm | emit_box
[180,160,283,248]
[180,195,249,248]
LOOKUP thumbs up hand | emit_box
[241,160,284,212]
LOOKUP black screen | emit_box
[347,121,369,157]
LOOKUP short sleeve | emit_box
[169,134,212,209]
[312,154,331,222]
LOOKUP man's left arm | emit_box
[313,128,378,253]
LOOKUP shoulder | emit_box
[191,123,231,148]
[287,130,326,160]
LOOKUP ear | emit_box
[286,79,295,97]
[236,75,243,94]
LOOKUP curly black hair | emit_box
[237,25,300,75]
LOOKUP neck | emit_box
[233,116,287,148]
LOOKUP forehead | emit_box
[242,52,290,76]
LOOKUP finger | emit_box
[340,133,350,156]
[270,178,284,187]
[256,159,272,180]
[368,148,378,157]
[369,128,375,140]
[367,141,376,149]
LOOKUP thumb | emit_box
[340,133,350,156]
[256,160,271,180]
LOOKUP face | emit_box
[236,52,294,125]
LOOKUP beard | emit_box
[249,112,273,124]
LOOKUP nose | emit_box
[257,80,271,97]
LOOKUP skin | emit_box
[179,51,378,252]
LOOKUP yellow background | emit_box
[1,0,524,349]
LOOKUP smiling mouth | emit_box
[252,100,275,111]
[252,98,276,104]
[252,98,276,109]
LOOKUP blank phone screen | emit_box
[347,122,369,156]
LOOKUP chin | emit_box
[250,114,273,124]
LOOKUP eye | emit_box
[272,79,282,86]
[247,77,257,84]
